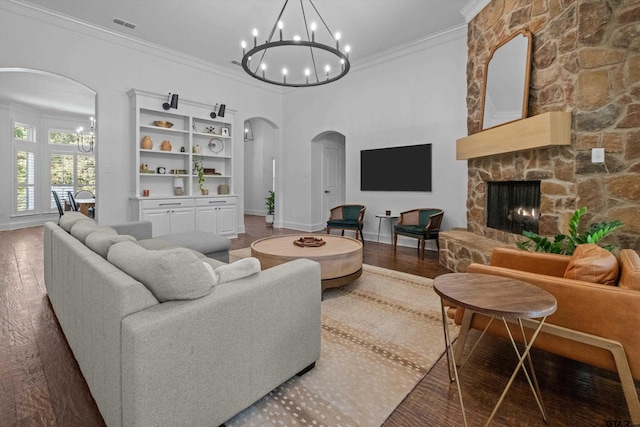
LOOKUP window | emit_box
[16,151,35,212]
[14,122,36,142]
[49,154,96,210]
[50,154,74,209]
[49,129,76,145]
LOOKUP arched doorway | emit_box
[243,117,280,221]
[311,131,345,229]
[0,68,96,229]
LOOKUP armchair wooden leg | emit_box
[421,239,426,260]
[393,233,398,253]
[326,227,330,235]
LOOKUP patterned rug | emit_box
[226,255,459,426]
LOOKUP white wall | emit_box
[0,1,283,230]
[1,2,469,242]
[280,28,469,246]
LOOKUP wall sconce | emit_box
[162,93,179,110]
[210,103,227,118]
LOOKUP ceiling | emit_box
[2,1,470,115]
[20,0,469,72]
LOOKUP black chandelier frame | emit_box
[241,0,350,88]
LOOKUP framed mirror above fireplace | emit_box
[481,29,532,130]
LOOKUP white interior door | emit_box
[322,140,345,216]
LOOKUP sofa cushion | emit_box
[618,249,640,291]
[70,220,100,243]
[215,257,261,284]
[59,212,96,232]
[86,230,137,259]
[107,241,214,302]
[564,244,619,286]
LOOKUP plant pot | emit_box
[266,214,274,226]
[201,189,209,195]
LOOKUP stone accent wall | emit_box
[465,0,640,252]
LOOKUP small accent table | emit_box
[433,273,557,426]
[375,213,399,243]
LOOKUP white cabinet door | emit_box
[217,205,236,236]
[141,208,172,237]
[195,206,216,234]
[170,207,196,234]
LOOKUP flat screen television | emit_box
[360,144,432,191]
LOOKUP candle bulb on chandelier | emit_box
[278,21,283,41]
[282,68,288,84]
[335,32,341,50]
[252,28,258,47]
[325,65,330,80]
[310,22,317,42]
[341,59,345,72]
[305,68,310,84]
[345,45,351,60]
[261,63,266,79]
[241,40,247,56]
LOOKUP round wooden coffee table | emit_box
[251,234,363,293]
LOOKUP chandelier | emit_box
[240,0,350,88]
[76,117,95,153]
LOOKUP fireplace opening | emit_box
[487,181,541,234]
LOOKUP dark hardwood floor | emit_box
[0,215,636,426]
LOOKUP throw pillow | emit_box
[86,230,137,259]
[215,257,261,284]
[59,212,96,232]
[564,244,619,286]
[70,220,100,243]
[107,241,214,302]
[618,249,640,291]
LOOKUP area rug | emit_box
[226,259,459,426]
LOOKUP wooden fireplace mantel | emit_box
[456,111,572,160]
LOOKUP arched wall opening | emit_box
[0,67,97,230]
[243,117,280,219]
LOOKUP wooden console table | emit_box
[433,273,557,426]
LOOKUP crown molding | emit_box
[350,25,467,75]
[461,0,491,23]
[4,0,284,95]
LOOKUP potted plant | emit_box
[265,190,275,226]
[193,156,208,195]
[516,207,623,255]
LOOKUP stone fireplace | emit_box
[439,0,640,273]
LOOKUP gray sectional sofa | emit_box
[43,213,321,426]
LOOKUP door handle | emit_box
[324,190,330,193]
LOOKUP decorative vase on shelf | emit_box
[140,135,153,149]
[160,140,172,151]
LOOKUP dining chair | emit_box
[75,190,95,199]
[52,191,64,220]
[67,191,79,212]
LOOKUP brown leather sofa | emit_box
[450,246,640,422]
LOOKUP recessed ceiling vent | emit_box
[113,17,136,29]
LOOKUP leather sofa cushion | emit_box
[564,244,619,286]
[108,241,214,302]
[618,249,640,291]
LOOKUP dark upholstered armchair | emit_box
[326,204,366,243]
[393,208,444,259]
